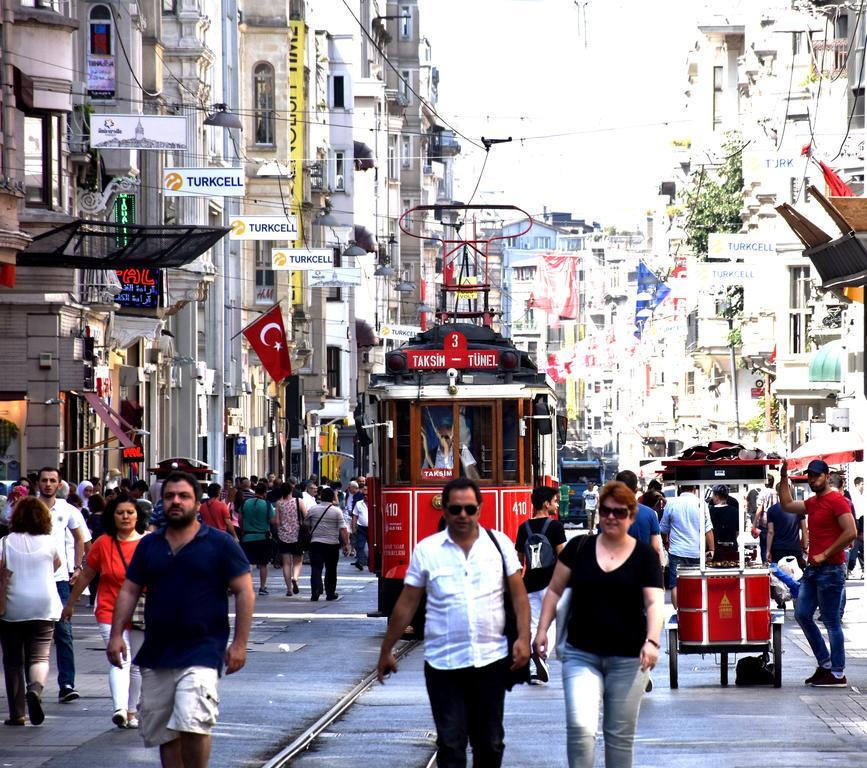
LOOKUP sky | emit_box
[418,0,703,229]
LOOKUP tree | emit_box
[681,134,745,259]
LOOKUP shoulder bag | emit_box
[485,528,531,689]
[114,538,146,631]
[0,536,12,617]
[555,533,592,660]
[299,504,331,551]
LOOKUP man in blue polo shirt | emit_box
[108,471,254,767]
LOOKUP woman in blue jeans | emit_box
[534,481,664,768]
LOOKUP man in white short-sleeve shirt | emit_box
[376,478,530,768]
[38,467,86,703]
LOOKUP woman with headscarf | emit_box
[76,481,94,510]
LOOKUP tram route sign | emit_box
[421,467,452,480]
[405,331,499,370]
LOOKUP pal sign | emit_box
[271,248,334,271]
[229,216,298,240]
[163,167,245,197]
[707,233,776,259]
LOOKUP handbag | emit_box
[0,536,12,617]
[114,539,146,630]
[555,533,592,660]
[485,528,531,689]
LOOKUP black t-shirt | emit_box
[709,502,740,545]
[560,534,663,658]
[514,516,567,593]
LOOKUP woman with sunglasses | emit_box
[534,481,664,768]
[61,493,148,729]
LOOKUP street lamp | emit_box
[374,263,395,278]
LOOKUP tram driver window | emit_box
[393,401,410,483]
[420,405,455,476]
[502,401,519,482]
[458,405,492,481]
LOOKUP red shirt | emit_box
[85,535,144,624]
[805,492,852,565]
[199,498,230,531]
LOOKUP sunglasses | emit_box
[446,504,479,516]
[598,505,630,520]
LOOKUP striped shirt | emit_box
[404,527,520,670]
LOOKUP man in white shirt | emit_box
[376,477,530,768]
[38,467,86,703]
[582,481,599,529]
[351,485,369,571]
[302,480,318,513]
[660,485,714,610]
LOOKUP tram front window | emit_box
[458,405,492,481]
[394,401,410,482]
[421,405,455,475]
[502,401,518,482]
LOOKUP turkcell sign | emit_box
[229,216,298,240]
[694,261,766,289]
[163,167,245,197]
[271,248,334,270]
[707,233,776,259]
[742,152,805,178]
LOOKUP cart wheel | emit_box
[720,652,728,687]
[773,623,782,688]
[668,628,678,690]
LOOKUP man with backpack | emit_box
[514,486,566,684]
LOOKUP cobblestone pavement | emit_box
[2,566,867,767]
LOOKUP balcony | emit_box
[685,312,732,355]
[77,269,123,306]
[812,38,847,78]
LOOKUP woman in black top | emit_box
[708,485,741,563]
[534,481,664,768]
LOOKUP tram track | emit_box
[262,639,437,767]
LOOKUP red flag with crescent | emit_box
[242,305,292,381]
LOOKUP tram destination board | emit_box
[405,331,499,370]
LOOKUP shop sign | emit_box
[235,436,248,455]
[707,234,776,259]
[692,259,767,290]
[163,167,245,197]
[288,21,306,247]
[114,268,162,309]
[229,215,298,240]
[379,324,421,341]
[271,248,334,271]
[308,268,362,287]
[742,152,805,178]
[121,445,144,463]
[86,55,115,99]
[255,286,276,305]
[90,114,187,150]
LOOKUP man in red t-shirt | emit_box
[780,459,856,687]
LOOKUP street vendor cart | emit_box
[662,457,785,688]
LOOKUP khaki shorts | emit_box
[139,666,220,747]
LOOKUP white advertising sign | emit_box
[742,152,805,178]
[693,261,766,289]
[163,167,245,197]
[271,248,334,271]
[229,215,298,240]
[378,324,422,341]
[707,233,776,259]
[90,114,187,149]
[308,268,363,287]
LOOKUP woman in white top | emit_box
[0,497,62,726]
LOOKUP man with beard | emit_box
[108,471,254,767]
[780,459,856,687]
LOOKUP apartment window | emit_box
[792,32,805,55]
[400,69,411,100]
[789,265,812,354]
[527,341,538,360]
[685,371,695,396]
[593,416,602,431]
[712,65,724,128]
[24,113,63,208]
[514,266,535,281]
[401,135,411,168]
[89,5,112,53]
[332,75,345,109]
[326,346,342,397]
[253,63,275,145]
[333,151,346,191]
[388,134,398,178]
[254,241,275,305]
[399,5,411,39]
[161,0,175,12]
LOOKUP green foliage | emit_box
[681,134,745,259]
[744,395,781,438]
[727,327,743,347]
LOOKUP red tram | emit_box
[360,206,560,616]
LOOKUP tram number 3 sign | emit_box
[405,331,499,370]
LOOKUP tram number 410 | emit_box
[511,501,527,515]
[384,503,400,517]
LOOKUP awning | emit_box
[353,224,377,253]
[353,141,375,171]
[788,433,865,471]
[808,339,845,383]
[83,392,135,448]
[19,220,230,269]
[110,316,163,348]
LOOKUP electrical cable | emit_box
[107,6,162,98]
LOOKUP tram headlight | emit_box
[386,352,407,373]
[447,367,459,395]
[500,350,519,371]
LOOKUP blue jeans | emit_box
[561,646,648,768]
[54,580,75,689]
[355,525,368,567]
[794,563,846,673]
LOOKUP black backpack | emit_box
[523,519,556,571]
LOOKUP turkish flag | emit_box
[242,305,292,381]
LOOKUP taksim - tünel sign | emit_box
[229,216,299,240]
[163,167,245,197]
